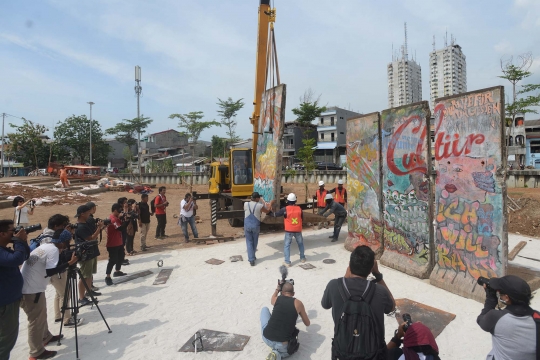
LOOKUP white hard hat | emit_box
[325,193,333,200]
[318,181,325,186]
[287,193,297,202]
[338,179,344,185]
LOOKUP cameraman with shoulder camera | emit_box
[74,205,105,307]
[477,275,536,360]
[0,219,29,360]
[261,275,310,360]
[20,226,78,359]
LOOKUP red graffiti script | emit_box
[386,115,427,176]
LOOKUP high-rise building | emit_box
[429,34,467,108]
[387,23,422,108]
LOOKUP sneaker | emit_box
[161,235,169,238]
[122,259,130,265]
[301,258,307,263]
[265,350,277,360]
[155,236,163,240]
[91,285,100,292]
[105,277,114,286]
[64,317,84,327]
[78,297,92,307]
[54,318,61,323]
[30,349,57,359]
[250,261,255,266]
[85,290,101,297]
[282,262,291,267]
[141,246,150,251]
[43,334,63,346]
[113,271,127,277]
[331,238,338,242]
[328,235,335,238]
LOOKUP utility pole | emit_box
[88,102,94,166]
[1,113,5,177]
[135,65,142,183]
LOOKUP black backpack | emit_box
[150,196,157,213]
[332,278,379,360]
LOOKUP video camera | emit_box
[278,265,295,292]
[477,276,491,289]
[14,223,42,234]
[402,313,413,332]
[67,240,99,262]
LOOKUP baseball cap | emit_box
[85,201,97,209]
[74,205,91,218]
[338,180,344,185]
[251,192,261,199]
[489,275,531,302]
[51,229,73,244]
[318,181,324,186]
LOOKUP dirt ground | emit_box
[507,188,540,237]
[0,181,337,261]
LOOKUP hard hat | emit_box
[318,181,324,186]
[325,194,333,200]
[338,179,344,185]
[287,193,297,202]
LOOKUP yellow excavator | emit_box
[195,0,279,232]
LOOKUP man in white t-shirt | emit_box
[243,192,273,266]
[20,240,77,359]
[179,193,198,242]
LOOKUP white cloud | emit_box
[494,40,513,54]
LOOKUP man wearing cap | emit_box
[74,205,104,307]
[269,193,307,267]
[318,193,347,242]
[20,228,78,360]
[477,275,536,360]
[86,202,97,232]
[329,180,347,208]
[243,192,273,266]
[313,181,328,210]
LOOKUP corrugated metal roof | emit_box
[313,142,337,150]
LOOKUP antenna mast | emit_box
[404,22,408,61]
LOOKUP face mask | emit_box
[497,292,508,305]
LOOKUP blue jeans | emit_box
[180,216,198,241]
[284,232,305,264]
[260,307,289,359]
[245,226,259,262]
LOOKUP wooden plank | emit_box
[508,240,527,261]
[114,270,153,285]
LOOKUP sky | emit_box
[1,0,539,142]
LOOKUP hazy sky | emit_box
[1,0,539,141]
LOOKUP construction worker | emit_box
[59,165,69,188]
[313,181,328,210]
[270,193,306,267]
[329,179,347,208]
[319,193,347,242]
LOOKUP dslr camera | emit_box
[95,218,112,226]
[68,240,99,262]
[402,313,413,332]
[14,223,42,234]
[477,276,491,289]
[278,265,295,292]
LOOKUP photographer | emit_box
[105,203,130,286]
[117,197,130,266]
[154,186,169,239]
[138,194,152,251]
[20,226,78,359]
[261,280,310,359]
[125,199,139,256]
[74,205,105,307]
[477,275,536,359]
[0,220,29,360]
[12,196,35,227]
[179,193,198,243]
[386,321,440,360]
[321,245,395,360]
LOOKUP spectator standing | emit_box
[154,187,169,239]
[59,165,69,188]
[269,193,306,267]
[86,202,98,232]
[179,193,199,243]
[138,194,152,251]
[319,193,348,242]
[243,192,273,266]
[126,199,139,256]
[105,203,129,286]
[477,275,536,360]
[0,220,29,360]
[329,179,347,208]
[321,245,395,360]
[13,196,35,227]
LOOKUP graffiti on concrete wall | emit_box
[381,102,432,270]
[254,84,286,202]
[431,87,506,295]
[345,112,383,254]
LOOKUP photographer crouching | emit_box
[386,314,441,360]
[260,266,310,359]
[477,275,536,359]
[0,220,30,360]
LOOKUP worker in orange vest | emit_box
[269,193,306,267]
[329,179,347,208]
[313,181,328,210]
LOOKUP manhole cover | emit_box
[323,259,336,264]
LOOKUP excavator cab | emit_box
[208,148,253,197]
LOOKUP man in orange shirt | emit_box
[59,166,69,188]
[154,187,169,239]
[329,179,347,208]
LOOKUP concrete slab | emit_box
[178,329,250,352]
[394,298,456,338]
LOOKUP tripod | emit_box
[57,264,112,359]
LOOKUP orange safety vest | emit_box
[284,205,303,232]
[334,187,346,203]
[316,189,328,208]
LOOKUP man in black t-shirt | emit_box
[321,245,395,359]
[138,194,152,251]
[74,205,104,307]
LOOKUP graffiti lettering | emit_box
[386,115,427,176]
[433,132,485,161]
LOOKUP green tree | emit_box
[296,138,317,202]
[7,119,49,169]
[169,111,220,144]
[106,115,153,152]
[210,135,227,159]
[291,88,327,126]
[217,97,244,142]
[54,115,111,165]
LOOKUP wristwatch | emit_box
[372,272,383,283]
